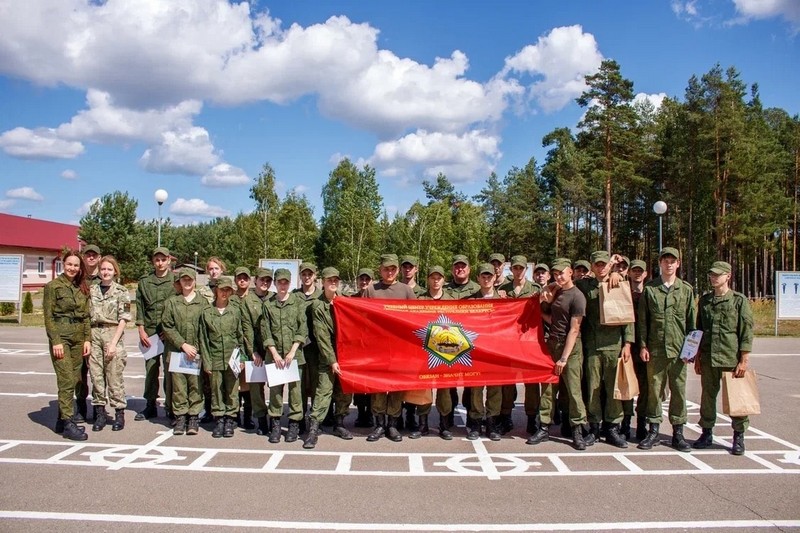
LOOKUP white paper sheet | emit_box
[265,359,300,387]
[139,334,164,361]
[680,330,703,362]
[244,361,268,383]
[168,351,201,375]
[228,347,241,378]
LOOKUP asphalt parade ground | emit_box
[0,327,799,532]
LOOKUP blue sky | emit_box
[0,0,798,227]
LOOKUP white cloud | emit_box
[61,169,78,179]
[291,185,309,195]
[732,0,800,28]
[201,163,251,187]
[501,25,603,113]
[76,197,100,216]
[6,187,44,201]
[140,127,219,175]
[633,92,667,111]
[0,199,15,210]
[170,198,230,218]
[0,127,85,159]
[370,129,501,182]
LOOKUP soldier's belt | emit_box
[91,323,117,328]
[52,316,85,324]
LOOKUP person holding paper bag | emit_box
[304,267,354,449]
[575,251,634,448]
[200,276,247,438]
[260,268,308,444]
[162,268,209,436]
[637,247,696,452]
[693,261,754,455]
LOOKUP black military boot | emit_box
[671,424,691,452]
[485,416,501,441]
[285,420,300,443]
[332,415,353,440]
[637,423,661,450]
[55,409,65,434]
[526,425,549,445]
[606,423,628,449]
[620,416,632,440]
[212,417,224,438]
[268,417,282,443]
[572,425,587,451]
[636,416,647,441]
[585,423,600,446]
[62,420,88,441]
[417,415,429,436]
[257,416,269,436]
[526,414,539,435]
[439,418,453,440]
[466,418,481,440]
[304,419,320,449]
[186,416,199,435]
[112,409,125,431]
[403,404,418,432]
[692,428,714,449]
[367,414,386,442]
[224,416,236,438]
[173,415,187,435]
[74,400,88,424]
[134,401,157,421]
[386,416,403,442]
[497,413,513,435]
[731,431,745,456]
[92,406,108,432]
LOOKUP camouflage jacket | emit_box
[135,271,175,336]
[43,274,91,345]
[260,292,308,364]
[161,293,209,360]
[200,303,246,371]
[90,281,132,326]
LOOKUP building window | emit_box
[54,259,63,275]
[38,257,45,274]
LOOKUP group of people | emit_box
[43,245,753,456]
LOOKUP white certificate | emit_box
[139,334,165,361]
[244,361,268,383]
[228,347,241,378]
[168,351,201,375]
[680,330,703,362]
[265,359,300,387]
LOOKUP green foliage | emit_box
[0,302,14,315]
[22,293,33,314]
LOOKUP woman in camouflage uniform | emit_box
[89,256,131,432]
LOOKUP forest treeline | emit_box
[79,61,799,297]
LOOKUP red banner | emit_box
[333,297,557,394]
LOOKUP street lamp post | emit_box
[155,189,168,247]
[653,200,667,253]
[194,251,198,270]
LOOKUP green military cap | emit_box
[590,250,610,264]
[152,246,170,258]
[709,261,732,274]
[400,255,418,266]
[357,267,374,279]
[477,263,494,276]
[550,259,572,272]
[630,259,647,271]
[553,257,572,265]
[274,268,291,282]
[321,266,340,279]
[208,278,219,288]
[489,253,505,264]
[299,262,317,274]
[255,268,273,279]
[234,266,251,278]
[573,260,591,271]
[427,265,446,277]
[452,254,469,266]
[380,254,399,267]
[83,244,101,255]
[618,255,630,266]
[659,247,681,259]
[534,263,549,272]
[177,267,196,280]
[511,255,527,267]
[216,276,235,290]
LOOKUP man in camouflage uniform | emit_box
[135,247,176,421]
[240,268,274,435]
[78,244,102,422]
[351,267,374,427]
[294,262,322,433]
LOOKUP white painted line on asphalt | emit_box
[548,454,571,473]
[746,453,784,471]
[187,450,217,469]
[1,511,797,530]
[334,453,352,473]
[679,452,714,471]
[408,453,425,474]
[261,451,284,471]
[612,453,642,472]
[470,437,502,480]
[0,392,56,398]
[106,431,174,471]
[45,443,86,463]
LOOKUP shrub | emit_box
[22,292,33,314]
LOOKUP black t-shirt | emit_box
[549,285,586,339]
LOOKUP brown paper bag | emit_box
[722,370,760,416]
[599,281,635,325]
[613,356,640,401]
[403,389,433,405]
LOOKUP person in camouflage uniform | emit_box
[78,244,102,422]
[231,266,255,430]
[89,256,131,432]
[43,249,91,441]
[351,267,374,427]
[197,257,226,422]
[304,267,354,449]
[239,268,274,436]
[294,262,323,434]
[261,268,308,444]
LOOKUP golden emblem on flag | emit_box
[414,314,478,369]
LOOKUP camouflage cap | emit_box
[477,263,494,276]
[215,276,235,290]
[380,254,399,267]
[152,246,170,258]
[427,265,446,278]
[630,259,647,271]
[299,262,317,274]
[618,255,630,266]
[274,268,291,282]
[177,267,196,280]
[255,268,273,279]
[357,268,374,279]
[573,260,591,271]
[659,247,681,260]
[83,244,101,255]
[534,263,550,272]
[511,255,527,268]
[234,266,251,278]
[321,266,340,279]
[709,261,732,275]
[590,250,610,264]
[452,254,469,266]
[489,253,505,264]
[550,259,572,272]
[400,255,418,266]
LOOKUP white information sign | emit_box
[259,258,302,289]
[0,254,23,303]
[776,271,800,320]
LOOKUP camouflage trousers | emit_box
[89,326,127,410]
[49,324,88,420]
